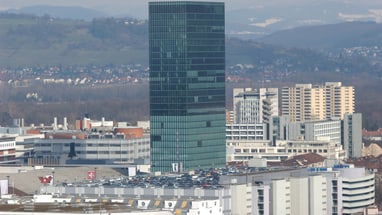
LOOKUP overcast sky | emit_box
[1,0,382,18]
[0,0,255,16]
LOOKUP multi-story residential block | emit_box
[149,1,226,172]
[233,88,278,124]
[269,175,327,215]
[325,82,355,120]
[282,82,354,122]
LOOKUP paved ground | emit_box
[0,166,126,195]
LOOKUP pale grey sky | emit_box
[0,0,256,16]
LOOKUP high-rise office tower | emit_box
[149,1,226,172]
[282,82,354,122]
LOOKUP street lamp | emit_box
[94,167,97,181]
[52,170,55,185]
[6,176,9,195]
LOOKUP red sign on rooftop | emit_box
[38,175,53,184]
[87,171,96,181]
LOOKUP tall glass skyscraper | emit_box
[149,1,226,172]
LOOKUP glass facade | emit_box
[149,1,226,172]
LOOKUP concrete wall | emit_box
[290,177,308,215]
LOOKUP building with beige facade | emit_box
[282,82,354,122]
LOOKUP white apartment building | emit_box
[231,184,253,215]
[270,175,328,215]
[233,88,278,124]
[325,82,355,120]
[282,82,354,122]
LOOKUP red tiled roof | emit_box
[269,153,325,167]
[362,128,382,136]
[346,155,382,172]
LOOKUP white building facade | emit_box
[226,124,267,141]
[288,119,342,146]
[0,135,17,164]
[226,139,345,162]
[219,166,375,215]
[233,88,278,124]
[25,133,150,164]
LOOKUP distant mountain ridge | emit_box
[0,14,379,75]
[226,1,382,39]
[6,5,106,21]
[257,22,382,50]
[4,2,382,39]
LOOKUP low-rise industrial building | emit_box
[0,135,17,164]
[35,165,375,215]
[227,138,345,162]
[23,128,149,165]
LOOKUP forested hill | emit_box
[0,14,148,67]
